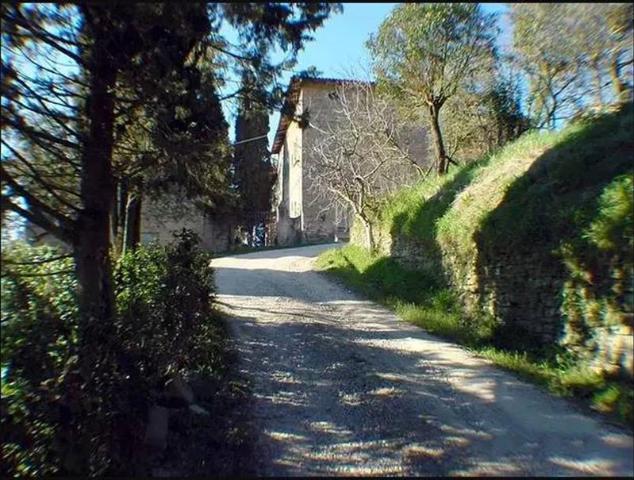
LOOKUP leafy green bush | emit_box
[1,229,223,477]
[114,229,216,386]
[1,245,78,477]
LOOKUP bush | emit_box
[1,245,78,477]
[1,229,223,477]
[113,229,217,388]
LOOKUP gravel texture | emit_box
[212,243,634,477]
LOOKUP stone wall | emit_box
[140,193,234,253]
[29,194,234,254]
[141,195,205,247]
[351,221,634,377]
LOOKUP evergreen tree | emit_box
[233,70,276,246]
[2,1,340,335]
[1,3,341,472]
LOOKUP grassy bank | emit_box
[330,105,633,426]
[319,230,632,425]
[317,245,633,424]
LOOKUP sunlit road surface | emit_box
[212,243,633,477]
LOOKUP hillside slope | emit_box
[320,104,633,423]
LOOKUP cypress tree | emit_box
[233,70,276,246]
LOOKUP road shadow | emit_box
[214,262,633,476]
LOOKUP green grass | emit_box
[372,104,633,272]
[317,244,633,426]
[374,128,564,242]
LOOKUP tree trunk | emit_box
[246,223,254,247]
[592,57,604,109]
[110,179,130,256]
[73,31,117,381]
[609,51,627,104]
[122,194,141,253]
[428,104,448,175]
[358,214,376,252]
[109,186,119,252]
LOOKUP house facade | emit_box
[271,77,428,246]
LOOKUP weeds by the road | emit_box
[317,245,633,427]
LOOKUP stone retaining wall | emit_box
[351,222,634,377]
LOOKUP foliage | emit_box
[368,3,498,173]
[440,72,529,163]
[1,245,77,478]
[510,3,633,129]
[114,230,215,383]
[1,4,342,474]
[559,174,633,367]
[1,230,225,477]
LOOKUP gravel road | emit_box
[212,243,633,477]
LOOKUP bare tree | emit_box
[510,3,633,130]
[307,81,424,251]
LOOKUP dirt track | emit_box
[212,243,633,476]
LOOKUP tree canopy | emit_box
[368,3,498,174]
[510,3,633,129]
[233,70,276,246]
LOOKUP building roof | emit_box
[270,76,373,154]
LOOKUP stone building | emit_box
[270,76,428,246]
[27,192,235,254]
[139,193,234,253]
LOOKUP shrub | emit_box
[113,229,219,388]
[1,245,78,477]
[1,229,223,477]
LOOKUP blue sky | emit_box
[222,3,511,147]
